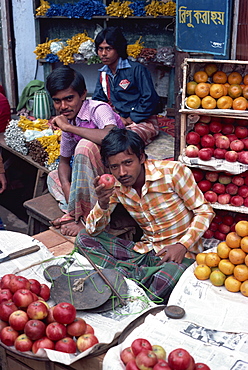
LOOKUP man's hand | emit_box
[120,116,134,127]
[50,115,71,132]
[156,243,187,265]
[94,176,114,210]
[0,173,7,194]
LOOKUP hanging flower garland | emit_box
[127,37,144,59]
[36,0,50,16]
[106,1,133,17]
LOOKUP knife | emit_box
[0,245,40,263]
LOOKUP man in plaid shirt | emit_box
[76,128,214,303]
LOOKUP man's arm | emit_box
[0,155,6,193]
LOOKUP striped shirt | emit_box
[86,160,215,255]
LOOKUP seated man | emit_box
[93,26,160,145]
[75,128,215,303]
[0,155,7,193]
[46,65,125,236]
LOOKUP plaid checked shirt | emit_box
[86,160,215,254]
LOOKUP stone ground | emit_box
[0,130,174,234]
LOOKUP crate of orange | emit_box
[194,220,248,297]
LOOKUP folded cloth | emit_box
[16,80,45,112]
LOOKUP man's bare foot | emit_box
[60,221,85,237]
[50,214,75,228]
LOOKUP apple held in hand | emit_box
[55,337,77,354]
[53,302,76,325]
[14,333,33,352]
[76,333,99,352]
[0,326,19,346]
[32,336,55,354]
[131,338,153,357]
[99,174,115,189]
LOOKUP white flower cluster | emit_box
[4,120,28,155]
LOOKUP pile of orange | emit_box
[186,62,248,111]
[194,220,248,297]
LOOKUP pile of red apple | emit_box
[191,167,248,208]
[203,210,248,241]
[185,116,248,164]
[0,274,98,355]
[120,338,210,369]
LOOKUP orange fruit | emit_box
[209,84,224,99]
[233,264,248,282]
[212,71,228,84]
[224,275,242,292]
[204,63,218,77]
[245,254,248,267]
[210,270,226,286]
[196,253,207,265]
[205,252,221,267]
[194,264,211,280]
[225,232,241,248]
[186,95,201,109]
[195,83,210,98]
[227,71,242,85]
[243,74,248,85]
[222,83,230,95]
[229,248,246,265]
[240,280,248,296]
[242,85,248,99]
[232,97,247,110]
[186,81,198,95]
[218,259,235,275]
[193,71,208,83]
[240,236,248,253]
[235,220,248,237]
[201,96,217,109]
[217,96,233,109]
[217,241,231,259]
[228,84,243,99]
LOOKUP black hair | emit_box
[100,127,147,167]
[46,65,86,97]
[95,27,128,59]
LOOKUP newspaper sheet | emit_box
[0,232,157,365]
[103,312,248,370]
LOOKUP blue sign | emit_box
[176,0,230,56]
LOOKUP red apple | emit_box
[204,191,218,203]
[32,336,55,354]
[213,132,222,140]
[215,135,230,149]
[230,139,244,152]
[168,348,192,370]
[230,195,244,206]
[55,337,77,354]
[201,134,215,148]
[214,231,226,240]
[194,363,211,370]
[238,151,248,164]
[225,151,238,162]
[84,323,94,334]
[27,300,48,320]
[197,180,212,193]
[126,360,140,370]
[39,284,50,301]
[9,310,29,331]
[76,333,99,352]
[237,119,248,127]
[153,360,172,370]
[0,326,19,346]
[186,131,201,145]
[213,148,227,159]
[0,289,13,303]
[46,321,67,341]
[12,289,34,309]
[212,183,226,194]
[235,126,248,139]
[98,174,115,189]
[120,347,136,365]
[191,168,204,183]
[194,122,210,136]
[9,276,30,293]
[218,174,232,184]
[226,183,238,195]
[232,175,244,186]
[0,274,15,289]
[53,302,76,325]
[0,301,18,322]
[0,319,8,332]
[45,306,56,324]
[66,317,87,337]
[135,350,158,369]
[205,171,218,182]
[222,215,234,225]
[222,123,235,135]
[131,338,153,357]
[241,137,248,150]
[200,115,212,123]
[244,197,248,207]
[185,145,199,158]
[14,333,33,352]
[219,223,231,234]
[24,319,46,341]
[213,215,223,223]
[203,229,214,239]
[209,120,222,133]
[209,221,219,231]
[226,133,238,142]
[238,185,248,198]
[28,279,41,295]
[218,193,231,204]
[198,148,212,161]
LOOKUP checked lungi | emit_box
[75,229,194,304]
